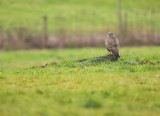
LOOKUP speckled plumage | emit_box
[105,32,120,61]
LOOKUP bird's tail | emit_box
[112,51,120,61]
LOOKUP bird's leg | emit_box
[108,51,112,56]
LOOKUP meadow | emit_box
[0,47,160,116]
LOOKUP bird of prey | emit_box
[105,32,120,61]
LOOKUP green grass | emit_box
[0,47,160,116]
[0,0,160,33]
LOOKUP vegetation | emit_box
[0,47,160,116]
[0,0,160,33]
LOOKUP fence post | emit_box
[118,0,122,36]
[124,12,128,42]
[43,15,48,48]
[150,9,155,43]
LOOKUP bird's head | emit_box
[107,32,114,38]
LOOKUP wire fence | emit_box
[0,1,160,50]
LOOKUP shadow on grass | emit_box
[76,55,114,63]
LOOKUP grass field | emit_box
[0,0,160,33]
[0,47,160,116]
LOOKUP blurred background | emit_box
[0,0,160,50]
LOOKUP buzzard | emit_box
[105,32,120,61]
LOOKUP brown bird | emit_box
[105,32,120,61]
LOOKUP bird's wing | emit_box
[105,37,119,51]
[109,37,119,54]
